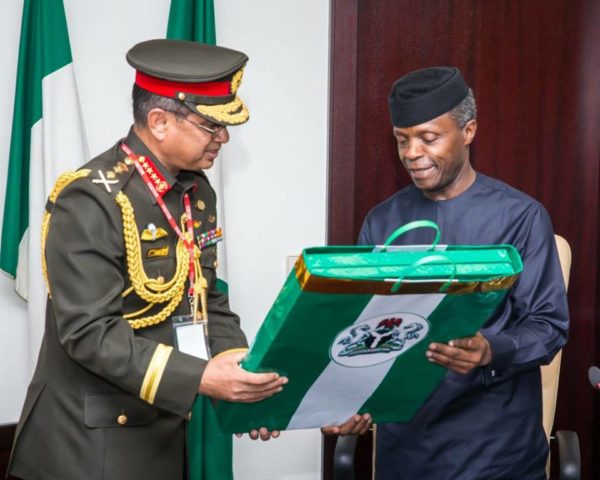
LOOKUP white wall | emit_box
[216,3,329,478]
[0,0,329,478]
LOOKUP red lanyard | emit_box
[120,143,196,295]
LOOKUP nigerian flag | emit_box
[167,1,233,479]
[0,0,88,367]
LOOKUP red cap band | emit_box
[135,71,231,98]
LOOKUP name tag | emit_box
[173,315,210,361]
[147,246,169,258]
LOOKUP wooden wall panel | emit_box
[0,424,16,478]
[327,0,600,478]
[327,0,359,246]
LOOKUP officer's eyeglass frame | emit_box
[168,111,226,138]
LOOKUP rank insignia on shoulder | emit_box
[106,171,116,179]
[114,161,130,174]
[147,246,169,258]
[141,223,168,241]
[92,170,119,193]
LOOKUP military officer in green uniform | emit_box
[8,39,286,480]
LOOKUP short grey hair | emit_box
[132,84,190,127]
[448,88,477,128]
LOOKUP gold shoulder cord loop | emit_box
[41,169,92,297]
[42,172,189,330]
[115,191,188,329]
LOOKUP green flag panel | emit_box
[1,0,74,275]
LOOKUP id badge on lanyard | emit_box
[173,315,211,361]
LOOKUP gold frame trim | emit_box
[294,255,518,295]
[140,344,173,404]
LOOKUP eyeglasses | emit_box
[170,112,226,138]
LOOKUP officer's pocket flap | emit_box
[199,249,217,270]
[84,392,157,428]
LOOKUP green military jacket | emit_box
[9,129,247,480]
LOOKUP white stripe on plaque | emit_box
[286,293,446,429]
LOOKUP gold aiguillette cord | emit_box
[192,253,209,337]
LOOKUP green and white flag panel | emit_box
[0,0,88,366]
[215,243,522,432]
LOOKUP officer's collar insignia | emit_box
[141,223,168,241]
[92,170,119,193]
[137,155,171,196]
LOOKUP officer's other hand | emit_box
[198,351,287,402]
[235,427,281,441]
[321,413,372,436]
[426,331,492,374]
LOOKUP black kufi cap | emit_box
[388,67,469,127]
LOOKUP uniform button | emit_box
[490,370,496,378]
[187,412,193,421]
[213,261,219,268]
[117,414,128,425]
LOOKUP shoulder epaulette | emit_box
[86,157,136,198]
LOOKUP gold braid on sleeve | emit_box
[115,191,189,329]
[41,169,92,298]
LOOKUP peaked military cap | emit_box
[127,39,249,126]
[388,67,469,128]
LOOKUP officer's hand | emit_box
[235,427,281,441]
[198,351,287,402]
[321,413,372,436]
[426,332,492,374]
